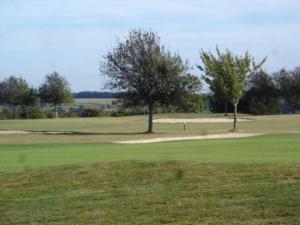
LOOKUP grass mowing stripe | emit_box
[0,134,300,173]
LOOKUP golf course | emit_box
[1,113,300,224]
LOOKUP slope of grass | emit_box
[1,161,299,225]
[1,134,300,173]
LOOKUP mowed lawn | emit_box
[1,113,300,144]
[0,114,300,224]
[0,134,300,173]
[1,162,300,225]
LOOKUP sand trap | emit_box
[0,131,30,134]
[154,118,252,123]
[116,133,262,144]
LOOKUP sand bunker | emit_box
[154,118,252,123]
[116,133,262,144]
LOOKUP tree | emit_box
[100,29,193,133]
[22,88,40,119]
[274,67,300,113]
[1,76,31,118]
[174,74,205,112]
[200,47,266,131]
[39,72,73,118]
[244,70,280,115]
[198,50,229,116]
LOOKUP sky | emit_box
[0,0,300,92]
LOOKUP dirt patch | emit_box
[116,133,263,144]
[154,118,252,123]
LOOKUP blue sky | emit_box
[0,0,300,91]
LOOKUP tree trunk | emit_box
[147,103,154,133]
[233,102,238,132]
[26,107,29,119]
[224,100,228,117]
[55,105,58,119]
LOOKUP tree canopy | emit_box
[200,47,266,131]
[100,29,199,132]
[39,71,73,118]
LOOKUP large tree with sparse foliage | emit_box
[200,47,266,131]
[100,29,197,133]
[39,72,73,118]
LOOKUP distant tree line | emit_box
[73,91,119,99]
[210,67,300,116]
[0,72,73,119]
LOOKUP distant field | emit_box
[73,98,115,106]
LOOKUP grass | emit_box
[74,98,115,106]
[1,161,300,225]
[0,113,300,144]
[0,113,300,224]
[1,134,300,173]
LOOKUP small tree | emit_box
[100,29,193,133]
[1,76,31,118]
[200,47,266,131]
[39,72,73,118]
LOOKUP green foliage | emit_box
[39,71,73,106]
[100,29,196,132]
[200,47,266,130]
[244,70,280,115]
[110,109,129,117]
[80,108,105,117]
[21,108,47,119]
[177,93,207,113]
[274,67,300,113]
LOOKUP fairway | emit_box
[0,134,299,173]
[1,114,300,224]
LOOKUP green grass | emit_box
[1,161,299,225]
[0,113,300,144]
[1,114,300,224]
[1,134,299,173]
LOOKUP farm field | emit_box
[0,113,300,224]
[73,98,115,106]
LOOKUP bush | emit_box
[0,109,12,120]
[20,108,47,119]
[110,109,129,117]
[61,111,77,118]
[80,108,104,117]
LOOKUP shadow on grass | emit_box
[28,131,159,136]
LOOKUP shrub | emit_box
[20,108,47,119]
[80,108,104,117]
[111,109,129,117]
